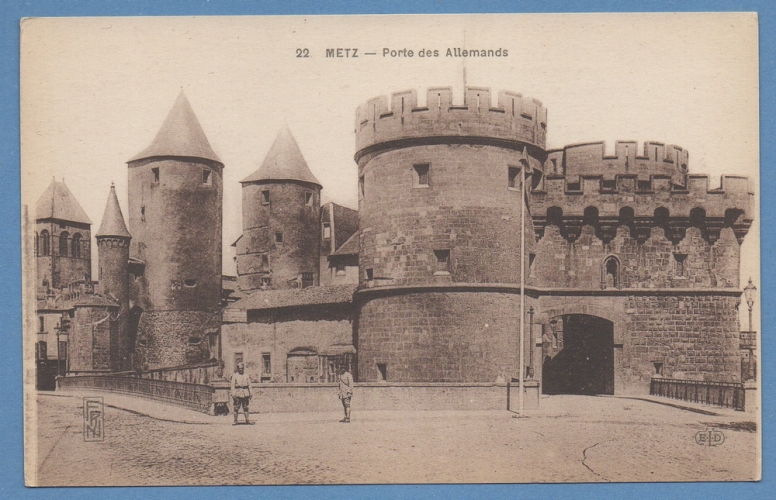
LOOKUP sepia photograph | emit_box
[20,13,760,486]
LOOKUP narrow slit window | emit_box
[674,253,688,277]
[377,363,387,381]
[262,353,271,375]
[508,166,520,189]
[323,223,331,239]
[529,253,536,277]
[359,175,365,199]
[366,268,374,281]
[261,254,269,268]
[152,167,159,183]
[262,190,270,205]
[434,249,451,275]
[413,164,430,187]
[305,192,313,206]
[202,169,211,185]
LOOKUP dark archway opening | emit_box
[542,314,614,395]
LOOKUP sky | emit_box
[19,13,760,328]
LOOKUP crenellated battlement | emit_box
[355,86,547,159]
[532,173,754,244]
[544,141,689,187]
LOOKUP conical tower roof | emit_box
[241,126,321,186]
[35,179,91,225]
[128,91,222,164]
[96,183,131,239]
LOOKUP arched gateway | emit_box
[542,314,615,395]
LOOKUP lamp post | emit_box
[54,321,62,377]
[517,151,532,416]
[743,277,757,381]
[743,277,756,332]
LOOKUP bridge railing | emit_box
[57,375,214,413]
[649,377,745,411]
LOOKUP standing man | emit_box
[338,365,354,423]
[231,362,253,425]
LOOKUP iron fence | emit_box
[650,377,745,411]
[58,375,213,413]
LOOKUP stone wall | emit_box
[135,310,221,369]
[222,303,353,381]
[70,305,115,373]
[357,291,537,383]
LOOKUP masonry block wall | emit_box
[221,303,353,381]
[70,303,116,373]
[134,310,221,369]
[238,181,321,291]
[128,157,224,369]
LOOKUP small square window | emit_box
[260,277,271,289]
[275,232,284,243]
[434,249,451,275]
[414,164,430,187]
[152,167,160,183]
[323,223,331,239]
[508,166,520,189]
[202,169,211,184]
[262,190,270,204]
[305,192,313,206]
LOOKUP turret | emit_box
[96,183,131,371]
[127,91,223,369]
[237,127,322,291]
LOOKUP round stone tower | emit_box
[96,183,131,371]
[127,91,223,369]
[354,87,546,382]
[237,127,322,292]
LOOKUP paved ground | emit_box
[29,392,759,486]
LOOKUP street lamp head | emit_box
[743,277,757,309]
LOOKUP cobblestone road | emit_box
[32,393,758,485]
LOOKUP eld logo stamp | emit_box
[83,397,104,442]
[695,428,725,447]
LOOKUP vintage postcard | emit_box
[21,13,760,485]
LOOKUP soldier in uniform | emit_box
[230,362,253,425]
[338,365,354,423]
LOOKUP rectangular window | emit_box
[653,362,664,376]
[152,167,159,183]
[323,223,331,239]
[674,253,687,277]
[234,352,243,367]
[335,261,346,274]
[37,341,47,360]
[39,316,45,333]
[305,192,313,206]
[261,254,269,268]
[262,190,270,204]
[301,272,314,289]
[260,277,271,288]
[275,232,284,243]
[59,341,67,360]
[413,163,430,187]
[434,249,451,275]
[529,253,536,277]
[202,169,211,185]
[262,353,271,374]
[366,268,374,281]
[359,175,365,199]
[377,363,388,381]
[508,166,520,189]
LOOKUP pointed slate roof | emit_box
[241,126,321,186]
[35,180,92,225]
[96,183,131,239]
[128,91,222,164]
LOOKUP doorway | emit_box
[542,314,614,395]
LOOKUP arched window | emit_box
[40,230,50,256]
[602,256,620,289]
[71,234,82,259]
[59,231,69,257]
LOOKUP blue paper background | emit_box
[1,1,771,499]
